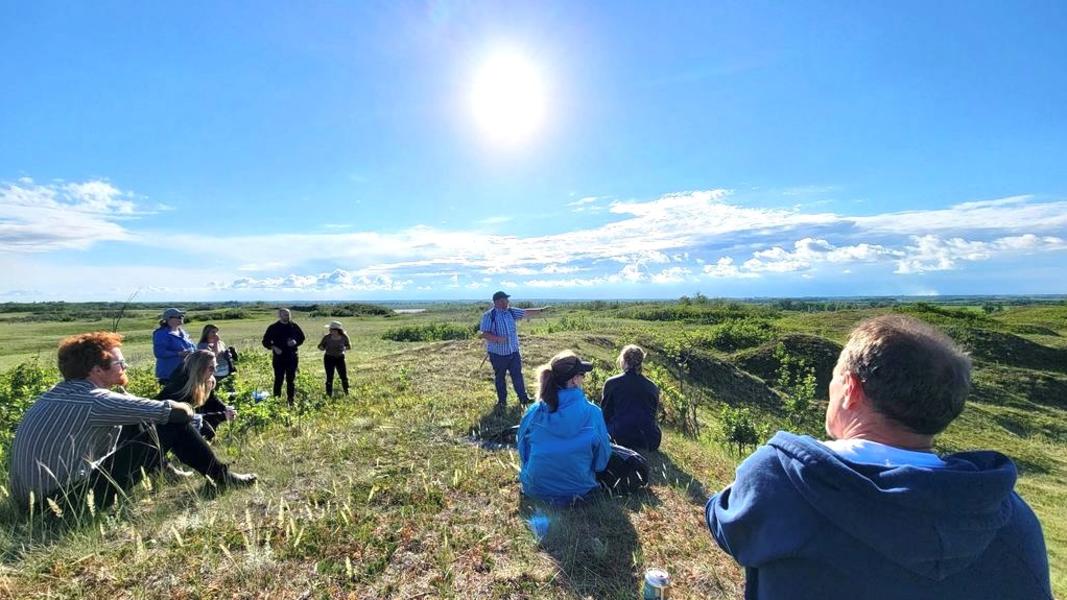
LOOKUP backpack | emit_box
[596,444,650,494]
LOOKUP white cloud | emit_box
[741,238,900,273]
[0,178,145,252]
[894,234,1066,274]
[853,195,1067,235]
[650,267,692,284]
[8,177,1067,298]
[704,257,747,278]
[477,216,513,225]
[227,269,412,291]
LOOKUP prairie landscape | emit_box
[0,298,1064,599]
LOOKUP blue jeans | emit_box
[489,352,530,405]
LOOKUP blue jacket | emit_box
[518,387,612,504]
[152,327,196,380]
[706,432,1051,600]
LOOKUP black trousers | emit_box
[272,353,299,402]
[85,421,227,505]
[324,354,349,395]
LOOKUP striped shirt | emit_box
[479,307,526,356]
[9,379,172,503]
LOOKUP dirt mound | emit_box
[945,326,1067,374]
[732,334,842,400]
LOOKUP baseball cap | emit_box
[552,354,594,384]
[161,308,185,320]
[492,290,510,301]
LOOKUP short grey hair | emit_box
[840,314,971,435]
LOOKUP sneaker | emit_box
[221,471,257,487]
[163,461,195,481]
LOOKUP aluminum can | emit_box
[642,568,669,599]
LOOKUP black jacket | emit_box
[157,368,229,441]
[601,370,662,451]
[262,321,306,357]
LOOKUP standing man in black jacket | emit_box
[262,308,305,404]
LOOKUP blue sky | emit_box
[2,1,1066,301]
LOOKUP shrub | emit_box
[698,319,776,352]
[719,406,765,455]
[0,359,56,465]
[645,364,699,437]
[773,343,819,430]
[382,322,476,342]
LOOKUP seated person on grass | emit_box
[158,349,237,442]
[706,315,1051,600]
[518,351,611,506]
[9,332,256,509]
[601,344,662,451]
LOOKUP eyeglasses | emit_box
[110,359,130,370]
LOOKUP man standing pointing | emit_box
[479,291,548,408]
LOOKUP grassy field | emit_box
[0,300,1064,598]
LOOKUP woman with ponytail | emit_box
[601,344,662,450]
[517,350,612,506]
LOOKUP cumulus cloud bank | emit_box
[0,178,143,252]
[203,189,1066,290]
[5,179,1066,295]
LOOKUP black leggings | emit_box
[324,354,349,395]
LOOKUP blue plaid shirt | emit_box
[480,307,526,355]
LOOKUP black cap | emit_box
[552,355,594,384]
[492,290,510,301]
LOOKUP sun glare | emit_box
[470,50,547,145]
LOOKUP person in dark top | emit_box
[317,320,352,396]
[706,315,1051,600]
[601,344,661,451]
[158,350,237,442]
[261,308,305,404]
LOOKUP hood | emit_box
[529,388,596,438]
[769,432,1017,581]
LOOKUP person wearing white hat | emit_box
[317,320,351,396]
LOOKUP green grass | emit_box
[0,302,1064,598]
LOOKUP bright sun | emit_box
[470,50,547,145]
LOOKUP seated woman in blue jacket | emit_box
[518,350,612,506]
[601,344,662,451]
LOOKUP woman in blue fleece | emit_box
[152,307,196,383]
[518,350,612,506]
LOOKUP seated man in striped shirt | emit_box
[479,290,549,408]
[9,331,256,507]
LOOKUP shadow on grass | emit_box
[468,401,528,448]
[644,449,710,506]
[518,492,644,598]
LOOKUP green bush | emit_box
[697,319,776,352]
[719,406,765,455]
[617,301,777,325]
[382,322,476,342]
[773,343,819,431]
[0,359,57,465]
